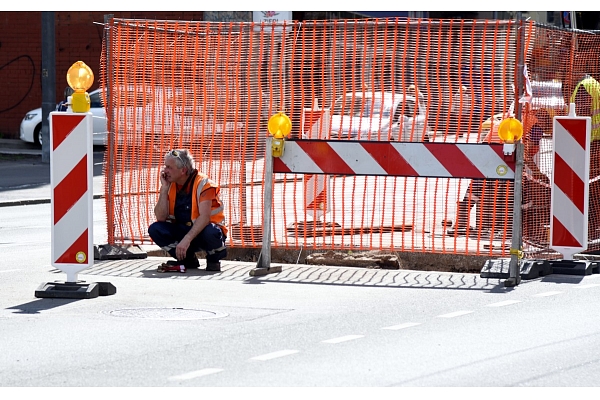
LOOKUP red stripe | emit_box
[53,155,88,224]
[360,142,418,176]
[273,157,292,173]
[55,229,89,264]
[490,144,516,171]
[306,190,327,210]
[552,216,582,247]
[557,119,587,150]
[553,153,585,213]
[52,114,86,150]
[303,110,324,133]
[424,143,485,179]
[297,141,354,175]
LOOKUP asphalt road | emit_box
[2,140,600,390]
[2,201,600,388]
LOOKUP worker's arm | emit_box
[154,169,170,222]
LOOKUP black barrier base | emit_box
[97,282,117,296]
[34,281,117,299]
[94,244,147,260]
[480,258,553,280]
[548,259,599,276]
[249,266,283,276]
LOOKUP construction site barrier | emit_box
[98,16,600,262]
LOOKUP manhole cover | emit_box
[109,307,228,320]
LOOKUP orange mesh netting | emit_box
[98,17,599,259]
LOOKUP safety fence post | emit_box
[505,14,526,287]
[249,112,292,276]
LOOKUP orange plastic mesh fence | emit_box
[521,24,600,258]
[99,17,591,258]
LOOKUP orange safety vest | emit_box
[167,172,228,236]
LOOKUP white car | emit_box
[19,88,108,146]
[330,90,430,141]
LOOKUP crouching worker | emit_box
[149,149,227,272]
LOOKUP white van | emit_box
[329,90,430,141]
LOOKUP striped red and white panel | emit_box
[50,112,94,277]
[550,116,591,259]
[273,140,516,180]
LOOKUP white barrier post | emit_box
[301,100,331,221]
[548,103,597,275]
[35,61,115,298]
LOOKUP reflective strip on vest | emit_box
[167,173,228,236]
[571,77,600,141]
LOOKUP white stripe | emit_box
[51,114,91,184]
[382,322,422,330]
[437,310,474,318]
[321,335,364,344]
[552,187,585,245]
[0,269,22,273]
[486,300,522,307]
[328,142,387,175]
[533,291,563,297]
[554,120,587,179]
[391,142,452,177]
[250,349,299,361]
[279,142,323,174]
[457,144,514,179]
[575,283,600,289]
[53,193,90,259]
[167,368,223,381]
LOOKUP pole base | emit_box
[504,276,521,287]
[548,260,599,276]
[34,281,116,299]
[481,258,552,280]
[249,266,283,276]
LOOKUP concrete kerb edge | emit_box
[0,194,105,208]
[146,246,491,273]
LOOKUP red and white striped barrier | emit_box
[273,140,516,179]
[550,108,591,260]
[50,112,94,282]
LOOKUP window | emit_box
[90,91,103,108]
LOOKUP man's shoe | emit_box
[206,261,221,272]
[184,257,200,269]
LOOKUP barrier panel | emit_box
[98,17,600,261]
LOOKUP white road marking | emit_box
[168,368,223,381]
[575,283,600,289]
[486,300,522,307]
[321,335,364,344]
[0,269,22,273]
[437,310,474,318]
[533,291,563,297]
[250,350,299,361]
[382,322,422,330]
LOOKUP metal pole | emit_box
[506,13,526,287]
[260,136,273,269]
[248,136,278,276]
[41,12,55,164]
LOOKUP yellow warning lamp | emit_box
[66,61,94,113]
[497,117,523,156]
[497,117,523,144]
[268,111,292,157]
